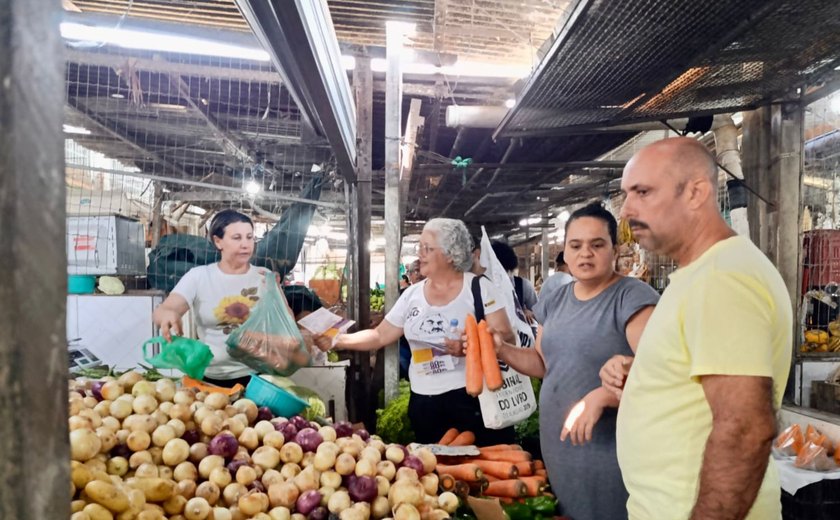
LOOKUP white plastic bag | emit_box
[476,227,538,429]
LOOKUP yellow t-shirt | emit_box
[616,236,792,520]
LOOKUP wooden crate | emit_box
[812,381,840,414]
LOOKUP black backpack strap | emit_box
[514,276,524,307]
[471,275,485,322]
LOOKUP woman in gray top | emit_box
[494,203,659,520]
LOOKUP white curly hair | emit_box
[423,218,474,272]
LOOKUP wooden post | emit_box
[151,182,165,247]
[0,0,69,518]
[353,55,375,426]
[400,98,424,221]
[384,22,407,402]
[771,102,803,310]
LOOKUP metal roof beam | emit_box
[235,0,357,182]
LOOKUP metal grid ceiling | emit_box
[497,0,840,136]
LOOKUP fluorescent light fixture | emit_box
[559,210,571,221]
[63,124,91,135]
[245,180,261,195]
[110,93,125,99]
[519,216,542,226]
[385,21,417,36]
[831,96,840,114]
[505,98,516,108]
[341,55,356,70]
[60,22,271,62]
[149,103,187,113]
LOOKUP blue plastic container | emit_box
[68,275,96,294]
[244,374,308,418]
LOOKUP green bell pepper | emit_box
[525,495,558,515]
[502,503,532,520]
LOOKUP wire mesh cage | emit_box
[62,35,351,371]
[798,93,840,357]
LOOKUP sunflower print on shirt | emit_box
[214,286,260,334]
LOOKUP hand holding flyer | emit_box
[297,307,355,341]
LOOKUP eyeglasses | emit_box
[416,244,439,255]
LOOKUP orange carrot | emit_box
[535,469,548,478]
[436,463,484,482]
[514,461,534,476]
[477,320,503,391]
[534,460,545,470]
[439,428,460,445]
[478,449,532,463]
[465,314,483,396]
[469,460,519,479]
[439,474,456,491]
[483,479,527,498]
[520,476,547,496]
[479,444,522,452]
[484,474,500,483]
[449,431,476,447]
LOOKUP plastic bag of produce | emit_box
[142,336,214,380]
[226,271,312,376]
[794,436,837,471]
[773,423,804,457]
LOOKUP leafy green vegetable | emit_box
[375,379,414,445]
[515,377,541,443]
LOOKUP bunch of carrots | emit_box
[465,314,503,396]
[435,428,550,500]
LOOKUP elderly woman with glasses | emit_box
[318,218,516,444]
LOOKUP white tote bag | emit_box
[475,227,538,429]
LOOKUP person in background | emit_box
[399,259,425,379]
[317,218,517,445]
[603,137,792,520]
[407,259,424,285]
[535,250,574,318]
[153,209,310,387]
[488,203,659,520]
[490,241,538,321]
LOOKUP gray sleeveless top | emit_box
[537,276,659,520]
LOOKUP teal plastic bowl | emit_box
[68,275,96,294]
[245,374,309,418]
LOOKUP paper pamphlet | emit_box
[297,307,355,339]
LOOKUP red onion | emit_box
[181,429,201,445]
[256,406,274,422]
[334,421,353,438]
[294,428,324,453]
[290,415,311,431]
[347,475,378,503]
[90,381,105,401]
[401,455,425,476]
[296,490,322,516]
[208,433,239,459]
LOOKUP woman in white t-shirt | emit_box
[319,218,517,445]
[153,210,302,387]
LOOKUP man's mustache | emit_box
[628,220,649,230]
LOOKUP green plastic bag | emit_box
[226,272,312,376]
[142,336,214,380]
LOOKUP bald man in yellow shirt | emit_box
[601,137,792,520]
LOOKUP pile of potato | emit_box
[68,371,458,520]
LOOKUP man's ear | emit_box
[686,177,713,209]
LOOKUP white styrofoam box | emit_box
[67,294,163,371]
[67,215,146,275]
[794,361,840,407]
[289,363,349,422]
